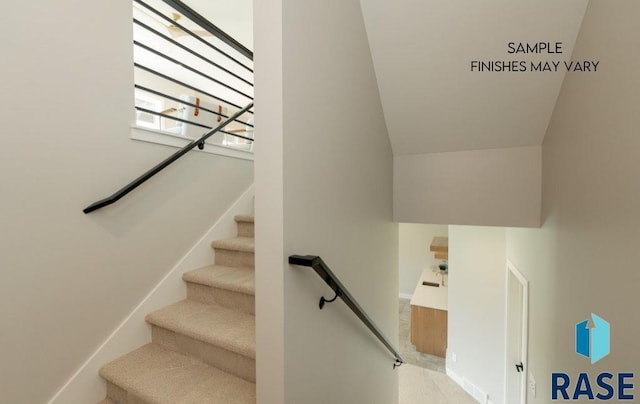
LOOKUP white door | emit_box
[505,261,529,404]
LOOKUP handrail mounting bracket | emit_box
[319,290,339,310]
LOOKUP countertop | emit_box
[410,268,448,311]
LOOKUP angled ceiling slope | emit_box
[360,0,588,155]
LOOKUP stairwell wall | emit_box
[255,0,398,402]
[505,1,640,402]
[447,225,506,404]
[394,146,542,228]
[0,2,253,403]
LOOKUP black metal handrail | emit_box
[134,63,249,112]
[289,255,405,369]
[132,18,253,87]
[83,102,253,214]
[132,0,254,136]
[134,0,252,72]
[133,107,254,141]
[134,85,253,127]
[134,41,253,100]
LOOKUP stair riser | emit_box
[106,382,127,403]
[236,221,254,238]
[214,249,254,268]
[127,396,147,404]
[186,282,255,314]
[106,381,147,404]
[152,326,256,383]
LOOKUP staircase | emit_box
[99,215,256,404]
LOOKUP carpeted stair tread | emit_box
[100,343,255,404]
[146,300,255,359]
[97,399,116,404]
[183,265,254,295]
[234,214,254,223]
[211,237,254,252]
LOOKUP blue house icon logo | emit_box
[576,313,610,364]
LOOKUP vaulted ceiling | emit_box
[189,0,588,156]
[359,0,589,155]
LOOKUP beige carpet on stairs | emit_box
[98,215,256,404]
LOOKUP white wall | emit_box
[0,2,253,403]
[394,146,541,227]
[505,1,640,402]
[398,223,448,297]
[254,0,285,401]
[255,0,398,402]
[447,226,506,404]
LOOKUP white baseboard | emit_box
[446,366,465,386]
[446,367,493,404]
[47,184,255,404]
[399,292,413,300]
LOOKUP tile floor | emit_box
[399,363,478,404]
[399,298,477,403]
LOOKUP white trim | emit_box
[446,367,465,387]
[130,126,254,161]
[47,185,255,404]
[446,368,487,403]
[399,292,413,300]
[504,260,530,404]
